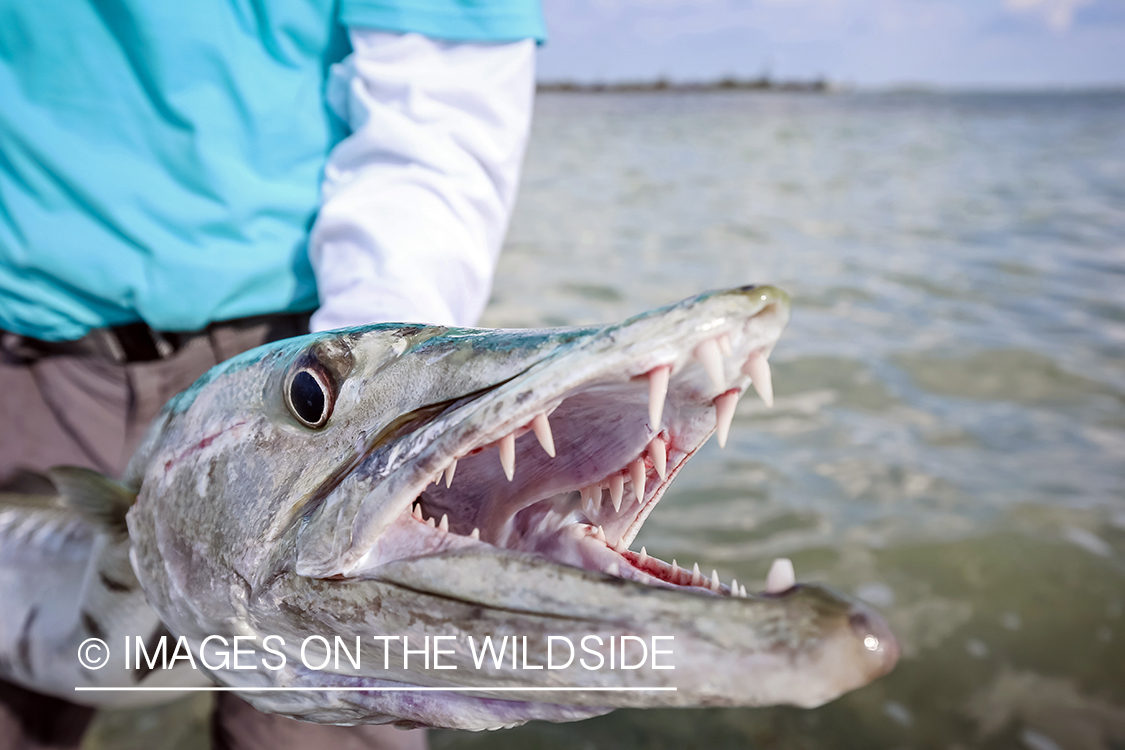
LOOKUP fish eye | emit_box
[285,367,334,428]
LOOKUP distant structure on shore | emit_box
[537,76,831,93]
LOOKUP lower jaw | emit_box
[239,668,615,730]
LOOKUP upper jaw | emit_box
[295,285,790,581]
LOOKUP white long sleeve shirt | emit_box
[308,30,536,332]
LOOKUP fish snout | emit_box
[730,284,791,312]
[847,602,900,679]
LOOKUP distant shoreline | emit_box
[537,76,831,94]
[535,79,1125,95]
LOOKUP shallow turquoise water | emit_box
[437,90,1125,749]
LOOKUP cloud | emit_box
[1003,0,1094,30]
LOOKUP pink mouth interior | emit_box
[358,354,765,599]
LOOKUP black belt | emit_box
[2,313,309,365]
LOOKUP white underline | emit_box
[75,686,677,693]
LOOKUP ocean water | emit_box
[85,90,1125,749]
[433,91,1125,749]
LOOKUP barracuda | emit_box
[0,285,898,730]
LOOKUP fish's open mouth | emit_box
[337,286,791,598]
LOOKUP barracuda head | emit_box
[125,286,898,730]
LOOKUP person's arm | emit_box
[308,29,536,332]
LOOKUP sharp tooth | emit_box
[499,433,516,481]
[582,487,598,517]
[630,460,646,502]
[647,366,670,428]
[639,547,648,566]
[730,578,739,596]
[648,437,667,480]
[470,527,480,540]
[766,557,796,593]
[609,475,624,512]
[671,559,679,580]
[426,516,436,528]
[532,414,556,458]
[739,584,747,597]
[606,563,620,576]
[743,352,774,408]
[444,459,457,488]
[412,503,423,521]
[613,538,627,553]
[691,562,702,587]
[710,570,720,592]
[595,526,607,542]
[713,391,739,448]
[718,333,732,356]
[437,514,448,532]
[695,338,725,390]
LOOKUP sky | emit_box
[536,0,1125,86]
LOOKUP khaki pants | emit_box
[0,317,425,750]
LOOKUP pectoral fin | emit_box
[48,466,136,539]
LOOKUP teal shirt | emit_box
[0,0,545,341]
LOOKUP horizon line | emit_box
[534,78,1125,94]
